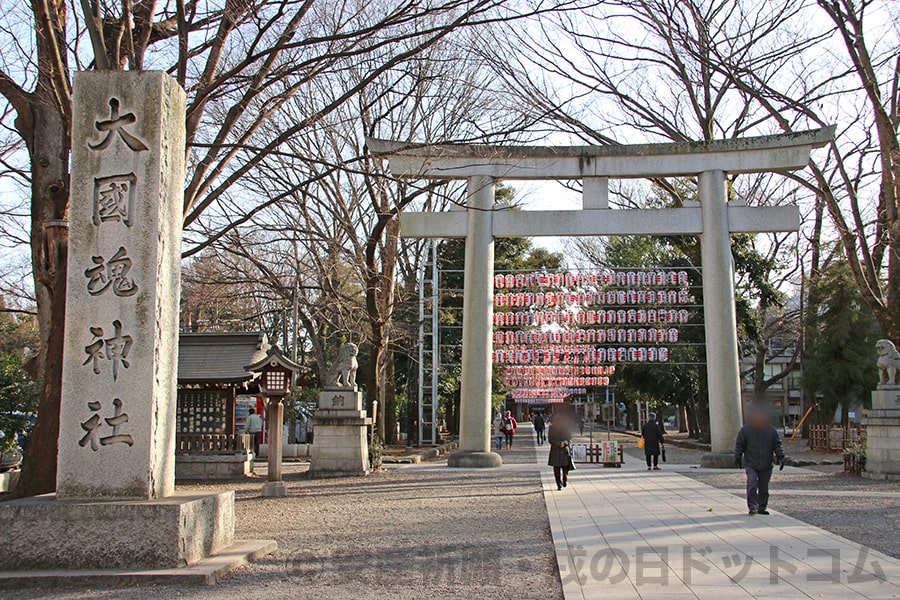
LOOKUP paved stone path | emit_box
[535,433,900,600]
[720,489,900,498]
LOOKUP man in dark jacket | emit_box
[533,413,546,446]
[641,412,665,470]
[734,403,785,515]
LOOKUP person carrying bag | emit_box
[547,413,575,490]
[501,410,518,450]
[641,412,665,471]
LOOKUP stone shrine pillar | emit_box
[698,170,745,467]
[448,176,502,468]
[244,345,300,496]
[0,72,273,577]
[56,72,183,500]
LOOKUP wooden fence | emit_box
[808,425,866,452]
[176,433,250,454]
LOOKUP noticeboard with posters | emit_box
[176,389,230,434]
[235,395,260,434]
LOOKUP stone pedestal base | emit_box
[0,539,277,589]
[0,470,19,493]
[863,391,900,480]
[309,390,371,478]
[0,491,236,570]
[700,452,737,469]
[447,450,502,468]
[261,481,288,497]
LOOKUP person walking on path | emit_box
[577,413,586,436]
[501,410,518,449]
[493,412,504,451]
[245,407,263,456]
[547,414,574,490]
[533,413,546,446]
[641,412,665,471]
[734,403,785,516]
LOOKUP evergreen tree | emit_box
[0,298,40,454]
[804,261,879,424]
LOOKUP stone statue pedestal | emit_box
[309,389,371,478]
[863,385,900,480]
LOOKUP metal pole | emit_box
[431,241,440,446]
[417,245,426,448]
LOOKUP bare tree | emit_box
[484,0,820,417]
[640,0,900,338]
[195,34,531,440]
[0,0,583,494]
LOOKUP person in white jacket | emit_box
[492,413,504,451]
[245,408,263,456]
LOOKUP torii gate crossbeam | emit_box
[369,127,834,468]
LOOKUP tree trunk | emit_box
[364,214,400,442]
[752,343,768,403]
[288,417,297,444]
[365,333,383,438]
[685,403,696,438]
[17,100,70,497]
[697,396,711,443]
[384,355,396,444]
[448,389,460,436]
[887,237,900,340]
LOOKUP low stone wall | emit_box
[257,443,311,459]
[175,453,252,480]
[382,440,459,464]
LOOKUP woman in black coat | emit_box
[547,415,574,490]
[641,412,665,470]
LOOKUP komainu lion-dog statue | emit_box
[324,343,359,389]
[876,339,900,385]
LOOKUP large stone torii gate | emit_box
[369,128,833,468]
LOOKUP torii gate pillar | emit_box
[698,171,743,465]
[449,176,503,467]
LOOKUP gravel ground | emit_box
[8,430,561,600]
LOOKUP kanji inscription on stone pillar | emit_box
[57,72,185,500]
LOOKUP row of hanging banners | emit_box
[496,269,698,403]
